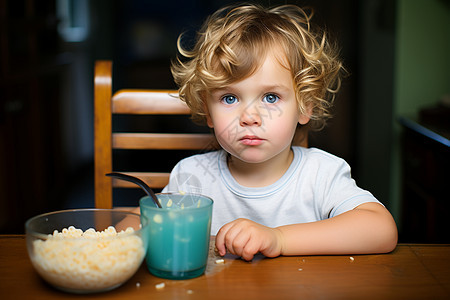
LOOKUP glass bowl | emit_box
[25,209,148,294]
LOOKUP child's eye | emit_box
[262,93,279,104]
[221,95,238,105]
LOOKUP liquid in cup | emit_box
[140,193,213,279]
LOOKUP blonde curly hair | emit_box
[171,3,344,130]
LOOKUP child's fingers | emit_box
[216,220,247,256]
[215,228,227,256]
[228,229,252,259]
[240,238,261,261]
[216,222,236,256]
[221,220,261,260]
[222,223,244,256]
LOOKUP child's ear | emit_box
[206,115,214,128]
[298,104,312,125]
[298,114,310,125]
[203,103,214,128]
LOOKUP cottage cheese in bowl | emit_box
[25,209,148,293]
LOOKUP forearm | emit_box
[277,203,398,255]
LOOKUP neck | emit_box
[227,148,294,187]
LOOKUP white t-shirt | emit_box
[162,146,380,235]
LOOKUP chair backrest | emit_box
[94,60,217,208]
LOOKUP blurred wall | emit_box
[392,0,450,227]
[356,0,396,215]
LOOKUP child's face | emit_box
[205,51,310,164]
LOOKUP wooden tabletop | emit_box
[0,235,449,299]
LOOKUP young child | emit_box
[165,3,398,261]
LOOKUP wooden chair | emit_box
[94,60,216,208]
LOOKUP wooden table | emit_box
[0,235,449,299]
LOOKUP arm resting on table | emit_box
[278,202,398,255]
[215,202,397,261]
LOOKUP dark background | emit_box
[1,0,447,242]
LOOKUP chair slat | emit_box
[112,90,190,114]
[111,172,169,189]
[112,133,216,150]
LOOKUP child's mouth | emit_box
[240,135,264,146]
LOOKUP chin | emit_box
[229,151,274,164]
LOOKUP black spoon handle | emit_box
[105,172,162,208]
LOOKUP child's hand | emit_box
[215,218,283,261]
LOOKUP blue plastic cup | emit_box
[140,193,213,279]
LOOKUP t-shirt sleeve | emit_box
[322,158,381,218]
[162,156,207,195]
[161,163,180,193]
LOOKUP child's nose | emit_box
[239,103,262,126]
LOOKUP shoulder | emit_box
[293,146,348,169]
[165,150,225,193]
[292,147,353,184]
